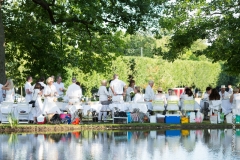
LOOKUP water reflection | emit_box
[1,129,240,160]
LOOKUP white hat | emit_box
[221,85,225,88]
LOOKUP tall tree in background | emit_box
[1,0,161,83]
[159,0,240,74]
[0,0,6,84]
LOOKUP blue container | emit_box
[165,130,181,137]
[127,112,132,123]
[165,115,180,124]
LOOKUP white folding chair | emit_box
[167,100,180,114]
[152,101,165,112]
[182,100,195,111]
[0,102,14,123]
[17,103,32,124]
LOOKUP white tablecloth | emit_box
[82,104,103,115]
[109,102,148,113]
[55,102,103,115]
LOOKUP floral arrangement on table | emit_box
[57,97,64,102]
[130,91,135,101]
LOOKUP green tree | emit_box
[123,33,157,57]
[159,0,240,74]
[1,0,162,84]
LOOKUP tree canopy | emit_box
[159,0,240,74]
[0,0,162,84]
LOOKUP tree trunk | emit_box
[0,5,6,84]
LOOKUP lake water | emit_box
[1,129,240,160]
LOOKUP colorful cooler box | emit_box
[165,130,181,137]
[165,114,181,124]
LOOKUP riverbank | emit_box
[0,121,238,133]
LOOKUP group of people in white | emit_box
[0,73,237,123]
[0,75,82,123]
[201,85,240,116]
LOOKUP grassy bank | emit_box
[0,121,238,134]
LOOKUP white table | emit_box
[109,102,148,113]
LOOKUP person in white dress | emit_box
[126,80,135,102]
[110,74,126,102]
[54,76,65,96]
[0,83,3,103]
[31,83,44,123]
[2,79,15,102]
[133,86,144,102]
[230,88,240,115]
[24,76,33,102]
[97,80,110,122]
[219,85,230,100]
[144,80,155,111]
[42,77,61,114]
[154,87,167,105]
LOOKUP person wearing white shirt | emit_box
[39,77,46,91]
[228,85,233,95]
[154,87,167,105]
[219,85,230,100]
[126,80,135,102]
[203,87,212,101]
[200,87,212,112]
[54,76,65,96]
[180,87,189,99]
[165,89,173,100]
[110,74,126,102]
[167,90,179,101]
[133,86,144,102]
[66,78,82,104]
[24,76,33,102]
[144,80,155,111]
[97,80,110,122]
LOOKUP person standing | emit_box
[2,79,15,102]
[110,74,126,102]
[66,78,82,104]
[31,83,44,123]
[42,77,61,114]
[126,80,135,102]
[24,76,33,102]
[144,80,155,112]
[54,76,65,96]
[97,80,110,122]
